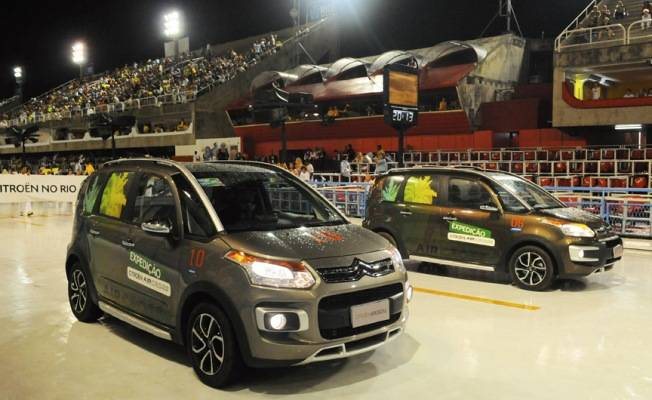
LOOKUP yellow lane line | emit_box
[413,287,540,311]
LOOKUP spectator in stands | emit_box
[438,97,448,111]
[305,160,314,179]
[624,88,636,98]
[643,8,652,29]
[591,83,602,100]
[176,119,189,131]
[587,6,601,28]
[298,165,311,181]
[614,1,627,19]
[643,1,652,14]
[217,143,229,160]
[340,155,352,182]
[375,153,388,175]
[600,4,611,24]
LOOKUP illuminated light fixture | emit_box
[71,42,87,65]
[615,124,642,131]
[163,10,183,38]
[13,66,22,79]
[268,314,288,330]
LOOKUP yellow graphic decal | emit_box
[100,172,131,218]
[403,176,437,205]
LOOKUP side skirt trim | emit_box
[409,255,495,272]
[99,301,172,341]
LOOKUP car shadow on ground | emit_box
[89,314,420,393]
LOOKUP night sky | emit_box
[0,0,588,99]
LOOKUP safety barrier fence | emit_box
[556,19,652,51]
[309,181,652,238]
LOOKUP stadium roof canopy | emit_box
[250,71,298,93]
[415,41,488,68]
[291,64,327,85]
[324,58,368,81]
[368,50,417,75]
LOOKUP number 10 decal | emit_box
[189,248,206,268]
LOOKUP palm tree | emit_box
[4,125,39,163]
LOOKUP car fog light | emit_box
[578,250,584,258]
[406,284,414,303]
[268,313,288,330]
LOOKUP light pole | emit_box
[13,66,24,100]
[163,10,183,58]
[71,41,87,79]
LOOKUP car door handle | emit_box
[399,211,413,216]
[121,240,135,248]
[443,216,457,222]
[89,229,100,236]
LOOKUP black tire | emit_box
[68,262,102,322]
[186,303,243,388]
[509,245,555,291]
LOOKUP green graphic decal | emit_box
[382,180,400,202]
[83,177,102,215]
[99,172,131,218]
[447,221,495,247]
[404,176,437,205]
[449,221,492,238]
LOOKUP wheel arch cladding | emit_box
[505,239,560,275]
[177,282,251,360]
[373,226,408,258]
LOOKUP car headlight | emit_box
[560,223,595,238]
[225,250,316,289]
[389,247,406,273]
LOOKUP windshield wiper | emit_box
[302,220,346,227]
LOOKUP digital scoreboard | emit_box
[383,64,419,129]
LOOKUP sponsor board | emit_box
[448,221,495,247]
[0,175,86,203]
[127,267,171,297]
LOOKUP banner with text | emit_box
[0,175,88,203]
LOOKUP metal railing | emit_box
[555,23,626,51]
[560,0,599,38]
[626,19,652,43]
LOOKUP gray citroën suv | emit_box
[66,159,410,388]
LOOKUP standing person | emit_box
[193,150,201,162]
[375,153,388,175]
[643,8,652,29]
[298,166,311,181]
[591,83,602,100]
[340,155,352,182]
[305,160,314,180]
[614,1,627,19]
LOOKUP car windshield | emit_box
[487,173,562,210]
[191,166,346,232]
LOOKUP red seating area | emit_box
[404,147,652,189]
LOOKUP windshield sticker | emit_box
[511,217,525,232]
[99,172,131,218]
[83,177,102,215]
[404,176,437,205]
[448,221,495,247]
[382,180,400,202]
[127,251,171,297]
[197,177,224,187]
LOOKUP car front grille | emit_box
[317,258,394,283]
[318,283,403,340]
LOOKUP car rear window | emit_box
[99,172,134,219]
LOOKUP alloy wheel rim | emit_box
[70,269,87,314]
[191,313,225,376]
[514,252,547,286]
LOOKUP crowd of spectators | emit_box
[1,34,281,125]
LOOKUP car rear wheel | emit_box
[186,303,242,388]
[68,262,102,322]
[509,246,555,291]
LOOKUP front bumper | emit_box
[231,250,410,367]
[558,235,623,278]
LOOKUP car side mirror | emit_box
[480,204,500,213]
[141,221,172,235]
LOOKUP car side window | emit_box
[82,174,106,216]
[132,174,176,228]
[447,177,495,210]
[172,175,216,238]
[489,182,528,213]
[370,175,404,203]
[98,172,134,219]
[403,175,439,205]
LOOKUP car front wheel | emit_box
[186,303,242,388]
[68,262,102,322]
[509,246,555,291]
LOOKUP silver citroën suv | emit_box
[66,158,411,388]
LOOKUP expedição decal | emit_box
[127,251,171,297]
[447,221,495,247]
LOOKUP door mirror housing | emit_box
[141,221,172,235]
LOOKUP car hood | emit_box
[539,207,605,228]
[220,223,390,261]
